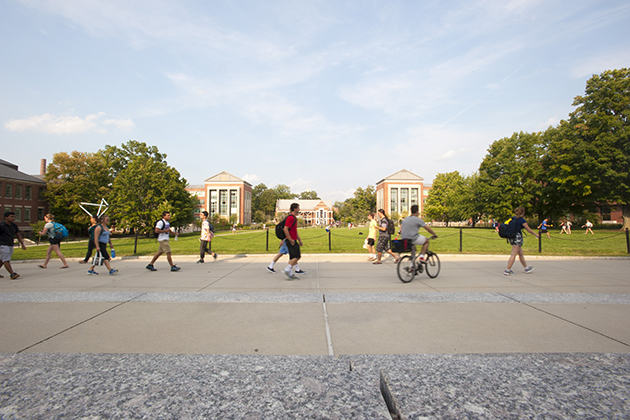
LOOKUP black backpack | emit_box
[498,217,518,239]
[386,218,395,235]
[275,216,291,240]
[154,219,166,238]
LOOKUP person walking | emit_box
[0,211,27,279]
[146,211,181,272]
[366,212,378,261]
[582,220,594,234]
[197,211,217,263]
[79,216,99,264]
[87,215,118,275]
[537,218,551,239]
[282,203,303,280]
[559,220,568,234]
[373,209,399,264]
[38,214,69,269]
[566,220,573,234]
[267,239,305,274]
[504,206,539,276]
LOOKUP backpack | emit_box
[53,222,69,240]
[88,224,100,241]
[154,219,165,238]
[385,218,395,235]
[498,217,518,239]
[275,216,291,240]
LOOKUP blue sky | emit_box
[2,0,629,202]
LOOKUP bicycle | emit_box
[394,238,440,283]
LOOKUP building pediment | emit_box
[376,169,424,185]
[204,171,251,186]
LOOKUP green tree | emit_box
[272,184,297,200]
[298,190,320,200]
[476,132,546,222]
[106,142,194,251]
[544,68,630,229]
[424,171,464,226]
[44,151,112,231]
[334,185,376,223]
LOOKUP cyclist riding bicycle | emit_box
[400,204,437,261]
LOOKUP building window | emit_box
[400,188,408,213]
[25,207,31,223]
[411,188,418,206]
[390,188,398,214]
[38,208,45,221]
[230,190,238,216]
[210,190,218,215]
[198,199,205,206]
[25,186,32,200]
[15,207,22,222]
[15,185,22,199]
[601,205,611,221]
[5,184,12,198]
[219,190,228,216]
[38,187,45,200]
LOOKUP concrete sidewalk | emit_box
[1,254,629,419]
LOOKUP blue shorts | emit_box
[279,242,289,255]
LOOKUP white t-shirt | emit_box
[156,219,171,241]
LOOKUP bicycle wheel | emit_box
[425,251,441,278]
[397,255,415,283]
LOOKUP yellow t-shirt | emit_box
[368,219,378,239]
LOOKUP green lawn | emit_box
[15,226,630,260]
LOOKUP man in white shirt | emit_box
[146,211,181,272]
[400,205,437,261]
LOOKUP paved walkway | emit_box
[1,254,629,419]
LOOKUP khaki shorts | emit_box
[158,240,172,254]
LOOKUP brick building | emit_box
[187,171,252,225]
[375,169,432,220]
[275,199,335,226]
[0,158,48,233]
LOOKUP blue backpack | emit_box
[53,222,69,239]
[498,217,518,239]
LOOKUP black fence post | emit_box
[626,228,629,254]
[266,228,269,251]
[459,228,462,252]
[538,229,542,253]
[328,230,332,251]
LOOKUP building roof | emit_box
[204,171,252,186]
[376,169,424,185]
[0,159,46,184]
[276,199,334,212]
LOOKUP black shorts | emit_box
[97,242,110,260]
[286,239,301,260]
[367,238,375,246]
[49,237,62,246]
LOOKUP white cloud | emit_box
[4,113,135,135]
[242,173,260,184]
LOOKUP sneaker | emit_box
[170,265,181,272]
[109,269,118,275]
[294,269,307,274]
[197,259,204,264]
[213,253,218,260]
[283,269,297,280]
[10,272,20,280]
[87,270,99,275]
[146,264,157,272]
[524,266,535,274]
[267,266,276,273]
[418,255,426,262]
[504,269,514,276]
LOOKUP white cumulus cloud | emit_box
[4,112,135,134]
